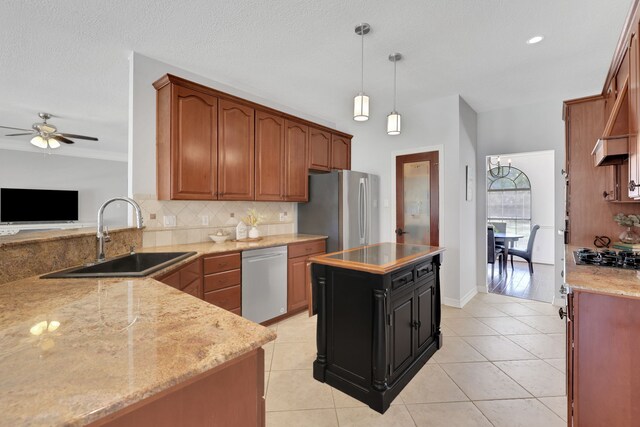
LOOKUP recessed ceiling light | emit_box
[526,35,544,45]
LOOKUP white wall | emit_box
[128,52,335,197]
[459,98,478,304]
[0,149,128,227]
[476,100,565,304]
[335,95,477,307]
[487,151,555,264]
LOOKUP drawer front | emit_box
[391,268,414,291]
[204,285,241,310]
[415,260,435,280]
[204,269,241,292]
[288,239,326,258]
[183,279,202,299]
[203,252,241,274]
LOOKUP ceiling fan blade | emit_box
[0,125,33,132]
[55,136,74,144]
[5,132,35,136]
[56,133,98,141]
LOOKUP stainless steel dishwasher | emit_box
[242,245,287,323]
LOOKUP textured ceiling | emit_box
[0,0,633,156]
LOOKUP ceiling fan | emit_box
[0,112,98,149]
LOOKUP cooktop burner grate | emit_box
[573,248,640,270]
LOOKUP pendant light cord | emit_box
[393,59,397,111]
[361,25,364,94]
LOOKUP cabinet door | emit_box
[415,282,434,353]
[255,111,284,201]
[603,166,617,201]
[287,255,308,311]
[389,289,415,380]
[308,127,331,171]
[331,135,351,170]
[218,99,255,200]
[284,120,309,201]
[168,86,218,200]
[629,30,640,198]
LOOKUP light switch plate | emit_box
[279,212,287,222]
[200,215,209,226]
[163,215,176,227]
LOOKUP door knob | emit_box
[395,228,408,236]
[558,307,567,320]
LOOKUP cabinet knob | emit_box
[558,307,567,320]
[603,191,611,199]
[629,181,638,192]
[412,320,421,329]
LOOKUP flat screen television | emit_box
[0,188,79,223]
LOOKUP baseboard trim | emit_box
[443,288,477,308]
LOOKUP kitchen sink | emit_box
[41,252,197,279]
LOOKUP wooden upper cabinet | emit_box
[255,111,285,201]
[284,120,309,201]
[628,29,640,198]
[308,127,331,171]
[331,134,351,170]
[156,83,218,200]
[218,99,255,200]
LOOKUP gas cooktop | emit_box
[573,248,640,269]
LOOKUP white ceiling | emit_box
[0,0,633,157]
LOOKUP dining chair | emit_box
[487,227,505,277]
[509,224,540,274]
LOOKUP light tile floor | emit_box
[264,292,566,427]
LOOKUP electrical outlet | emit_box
[163,215,176,227]
[201,215,209,226]
[279,212,288,222]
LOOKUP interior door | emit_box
[395,152,439,245]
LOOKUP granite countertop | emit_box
[0,276,276,426]
[309,242,445,274]
[0,233,326,425]
[0,226,135,248]
[565,245,640,298]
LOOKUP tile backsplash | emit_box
[134,194,296,247]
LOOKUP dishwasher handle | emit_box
[245,253,285,263]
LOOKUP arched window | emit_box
[487,166,532,250]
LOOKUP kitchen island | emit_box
[0,275,275,426]
[309,242,445,413]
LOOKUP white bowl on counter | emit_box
[209,234,230,244]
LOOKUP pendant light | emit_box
[387,53,402,135]
[353,23,371,121]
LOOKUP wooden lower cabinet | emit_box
[157,258,203,299]
[567,290,640,426]
[203,252,242,314]
[90,348,266,427]
[287,240,326,312]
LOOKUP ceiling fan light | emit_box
[387,112,401,135]
[353,93,370,121]
[30,135,47,149]
[47,138,61,149]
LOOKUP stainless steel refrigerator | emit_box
[298,170,379,253]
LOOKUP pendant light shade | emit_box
[387,53,402,135]
[354,93,369,121]
[387,112,401,135]
[353,23,371,121]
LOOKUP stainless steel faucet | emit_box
[96,197,144,262]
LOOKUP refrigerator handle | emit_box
[363,178,369,244]
[359,178,365,244]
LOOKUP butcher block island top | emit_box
[309,242,445,274]
[0,275,275,426]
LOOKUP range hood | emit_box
[593,75,629,167]
[592,135,629,166]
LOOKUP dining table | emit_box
[494,232,523,271]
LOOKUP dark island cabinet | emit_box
[311,250,442,414]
